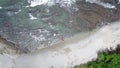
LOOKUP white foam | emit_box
[0,6,2,9]
[86,0,116,8]
[29,13,38,20]
[29,0,75,7]
[28,0,49,7]
[119,0,120,4]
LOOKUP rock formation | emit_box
[0,0,120,53]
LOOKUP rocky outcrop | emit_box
[100,0,119,5]
[1,0,120,53]
[75,1,120,28]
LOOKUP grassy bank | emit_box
[74,45,120,68]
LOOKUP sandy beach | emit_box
[0,21,120,68]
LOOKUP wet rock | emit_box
[76,1,120,27]
[100,0,119,5]
[1,0,120,53]
[0,4,80,53]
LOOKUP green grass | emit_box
[74,45,120,68]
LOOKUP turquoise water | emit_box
[0,0,96,52]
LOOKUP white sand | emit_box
[0,21,120,68]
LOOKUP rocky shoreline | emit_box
[75,0,120,28]
[0,0,120,53]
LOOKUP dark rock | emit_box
[1,1,120,53]
[76,1,120,27]
[100,0,119,5]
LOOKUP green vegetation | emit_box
[75,45,120,68]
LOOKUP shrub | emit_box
[75,45,120,68]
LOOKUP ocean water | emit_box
[0,0,96,52]
[0,0,120,68]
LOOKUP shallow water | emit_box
[0,21,120,68]
[13,30,96,68]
